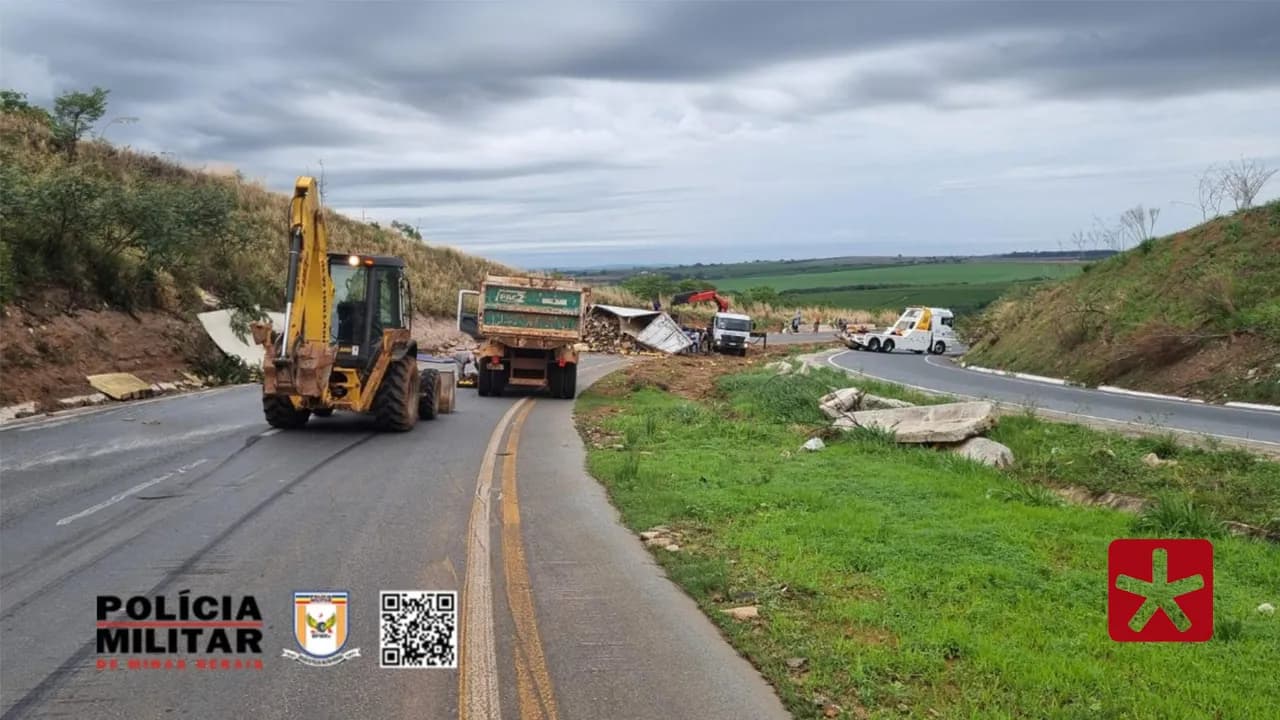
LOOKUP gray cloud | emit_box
[3,1,1278,266]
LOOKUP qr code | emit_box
[380,590,458,668]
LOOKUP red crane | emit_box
[670,289,730,312]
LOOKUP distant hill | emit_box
[965,201,1280,403]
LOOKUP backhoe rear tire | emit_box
[418,369,439,420]
[264,395,310,429]
[373,355,418,432]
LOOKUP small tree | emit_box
[391,220,422,241]
[1196,165,1226,220]
[1119,205,1160,247]
[52,86,109,158]
[1218,158,1277,211]
[0,89,52,125]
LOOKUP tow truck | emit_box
[845,306,955,355]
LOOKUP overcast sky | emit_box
[3,1,1278,268]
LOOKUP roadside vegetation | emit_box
[0,89,509,316]
[577,358,1279,719]
[966,199,1280,403]
[0,88,511,406]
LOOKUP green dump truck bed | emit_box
[477,275,589,348]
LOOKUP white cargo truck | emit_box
[846,306,955,355]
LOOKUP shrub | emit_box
[1132,496,1224,538]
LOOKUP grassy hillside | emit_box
[965,202,1280,403]
[0,111,510,318]
[0,109,512,406]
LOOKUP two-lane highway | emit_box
[0,356,787,719]
[828,348,1279,447]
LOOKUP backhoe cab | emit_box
[250,177,440,431]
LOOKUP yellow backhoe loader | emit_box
[250,176,439,430]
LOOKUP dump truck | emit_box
[249,176,444,430]
[456,275,590,398]
[845,306,955,355]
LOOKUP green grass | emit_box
[713,261,1083,293]
[965,202,1280,403]
[577,367,1280,719]
[781,280,1036,314]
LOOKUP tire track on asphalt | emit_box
[0,428,291,613]
[0,433,377,720]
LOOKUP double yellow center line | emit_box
[459,398,560,720]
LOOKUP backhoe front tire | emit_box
[263,395,310,429]
[418,369,439,420]
[373,355,418,432]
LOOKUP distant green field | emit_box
[784,281,1030,314]
[714,261,1082,292]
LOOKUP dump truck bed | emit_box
[477,275,589,349]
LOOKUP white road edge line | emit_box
[55,458,209,526]
[929,355,1280,416]
[962,364,1075,386]
[0,384,250,433]
[1225,401,1280,413]
[460,398,530,720]
[826,351,1280,449]
[1097,385,1206,404]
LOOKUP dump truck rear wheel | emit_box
[562,364,577,398]
[418,369,439,420]
[882,340,895,353]
[548,364,564,398]
[477,360,492,396]
[867,338,881,352]
[263,395,310,429]
[373,355,417,432]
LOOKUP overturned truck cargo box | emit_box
[590,305,693,354]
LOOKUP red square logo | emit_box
[1108,538,1213,642]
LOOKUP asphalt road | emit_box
[829,348,1280,447]
[0,356,788,720]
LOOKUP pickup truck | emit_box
[457,275,590,398]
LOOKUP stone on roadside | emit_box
[723,605,759,621]
[57,393,109,409]
[0,401,39,423]
[837,401,996,443]
[765,361,794,375]
[819,387,865,419]
[1141,452,1177,468]
[1258,603,1275,616]
[785,657,808,670]
[802,437,826,452]
[663,543,680,552]
[861,393,915,410]
[950,437,1015,468]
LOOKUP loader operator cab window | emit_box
[331,264,368,347]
